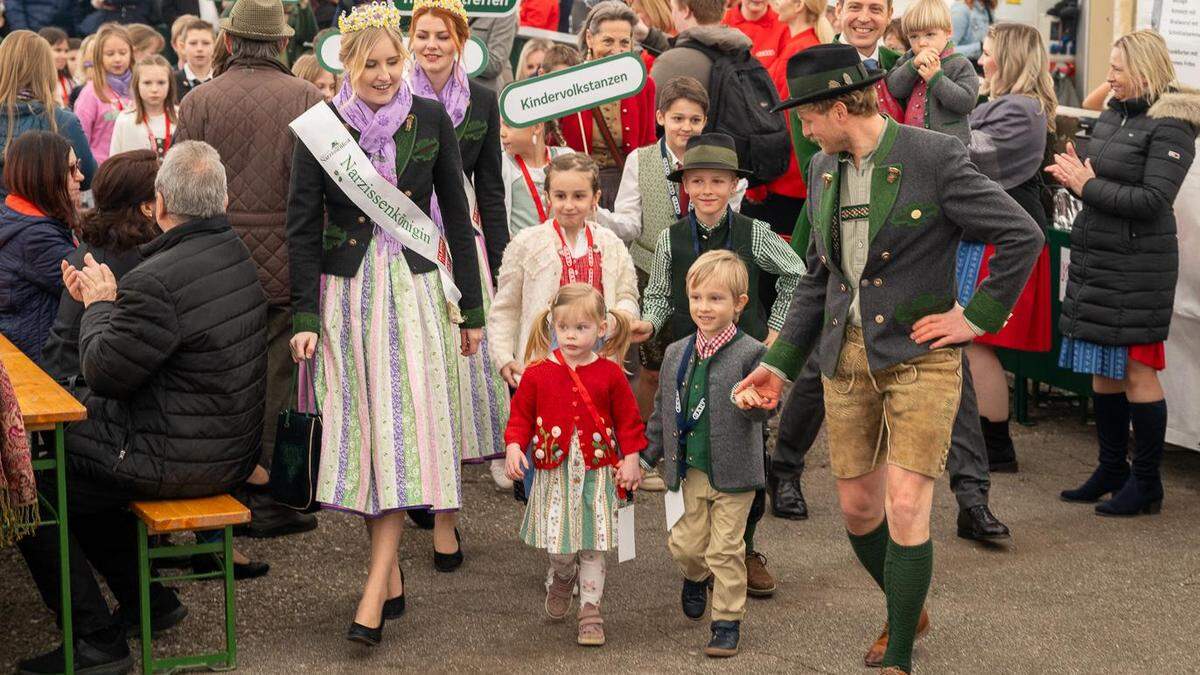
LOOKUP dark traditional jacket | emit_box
[453,81,508,284]
[763,117,1043,378]
[1060,87,1200,345]
[286,97,485,334]
[69,216,267,499]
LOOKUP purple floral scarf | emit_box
[410,62,471,126]
[335,77,414,256]
[106,69,133,100]
[410,63,473,235]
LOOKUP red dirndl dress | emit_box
[973,243,1052,352]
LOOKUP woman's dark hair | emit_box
[37,26,69,48]
[3,130,77,229]
[79,149,160,251]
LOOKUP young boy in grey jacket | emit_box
[642,250,770,659]
[885,0,980,147]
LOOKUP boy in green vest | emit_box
[642,250,773,657]
[597,77,747,490]
[632,132,805,599]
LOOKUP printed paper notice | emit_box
[665,488,684,532]
[617,505,636,562]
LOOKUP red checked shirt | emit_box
[695,323,739,360]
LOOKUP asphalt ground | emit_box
[3,404,1199,674]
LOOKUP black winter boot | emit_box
[981,417,1018,472]
[1061,393,1131,503]
[1097,400,1166,517]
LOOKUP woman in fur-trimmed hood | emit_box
[1048,29,1199,518]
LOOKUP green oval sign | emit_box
[499,53,647,128]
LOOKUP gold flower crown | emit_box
[411,0,469,24]
[337,1,404,34]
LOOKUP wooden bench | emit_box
[130,495,251,674]
[1,334,86,674]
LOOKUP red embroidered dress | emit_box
[504,357,646,470]
[553,221,604,292]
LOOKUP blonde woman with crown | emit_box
[402,0,513,570]
[284,1,485,646]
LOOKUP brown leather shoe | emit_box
[745,551,777,597]
[864,609,930,667]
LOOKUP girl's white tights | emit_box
[549,550,606,606]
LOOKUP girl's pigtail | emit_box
[599,309,632,365]
[523,306,555,365]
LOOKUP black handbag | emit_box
[268,361,322,513]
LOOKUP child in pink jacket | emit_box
[74,25,134,164]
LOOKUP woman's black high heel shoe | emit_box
[346,614,384,647]
[383,566,406,620]
[433,528,463,573]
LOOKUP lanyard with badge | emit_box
[658,138,685,219]
[144,114,171,158]
[514,151,549,222]
[673,335,704,452]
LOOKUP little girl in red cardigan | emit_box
[504,283,645,647]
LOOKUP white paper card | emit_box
[617,505,636,562]
[665,488,685,532]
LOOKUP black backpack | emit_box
[681,41,790,186]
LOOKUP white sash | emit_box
[289,102,462,305]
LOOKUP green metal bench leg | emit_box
[223,526,237,670]
[137,521,153,674]
[54,424,75,675]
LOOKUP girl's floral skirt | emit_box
[519,430,617,554]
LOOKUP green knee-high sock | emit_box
[846,519,889,590]
[743,517,757,551]
[881,539,934,672]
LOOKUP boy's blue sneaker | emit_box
[704,620,741,657]
[681,576,710,620]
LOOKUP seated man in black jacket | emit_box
[16,140,268,675]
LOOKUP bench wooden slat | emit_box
[0,334,87,429]
[131,494,251,534]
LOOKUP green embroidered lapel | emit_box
[394,113,419,175]
[455,102,488,144]
[868,118,902,244]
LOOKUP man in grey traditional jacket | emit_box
[735,44,1042,675]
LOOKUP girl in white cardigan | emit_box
[489,153,640,386]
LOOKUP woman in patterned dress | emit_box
[285,2,484,643]
[404,0,511,570]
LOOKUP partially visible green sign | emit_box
[394,0,518,17]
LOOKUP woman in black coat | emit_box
[1048,29,1200,517]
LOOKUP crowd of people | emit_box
[0,0,1196,672]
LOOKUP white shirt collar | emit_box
[859,44,880,63]
[183,63,213,83]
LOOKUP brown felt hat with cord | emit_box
[221,0,296,41]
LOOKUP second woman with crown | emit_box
[403,0,512,572]
[285,1,486,646]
